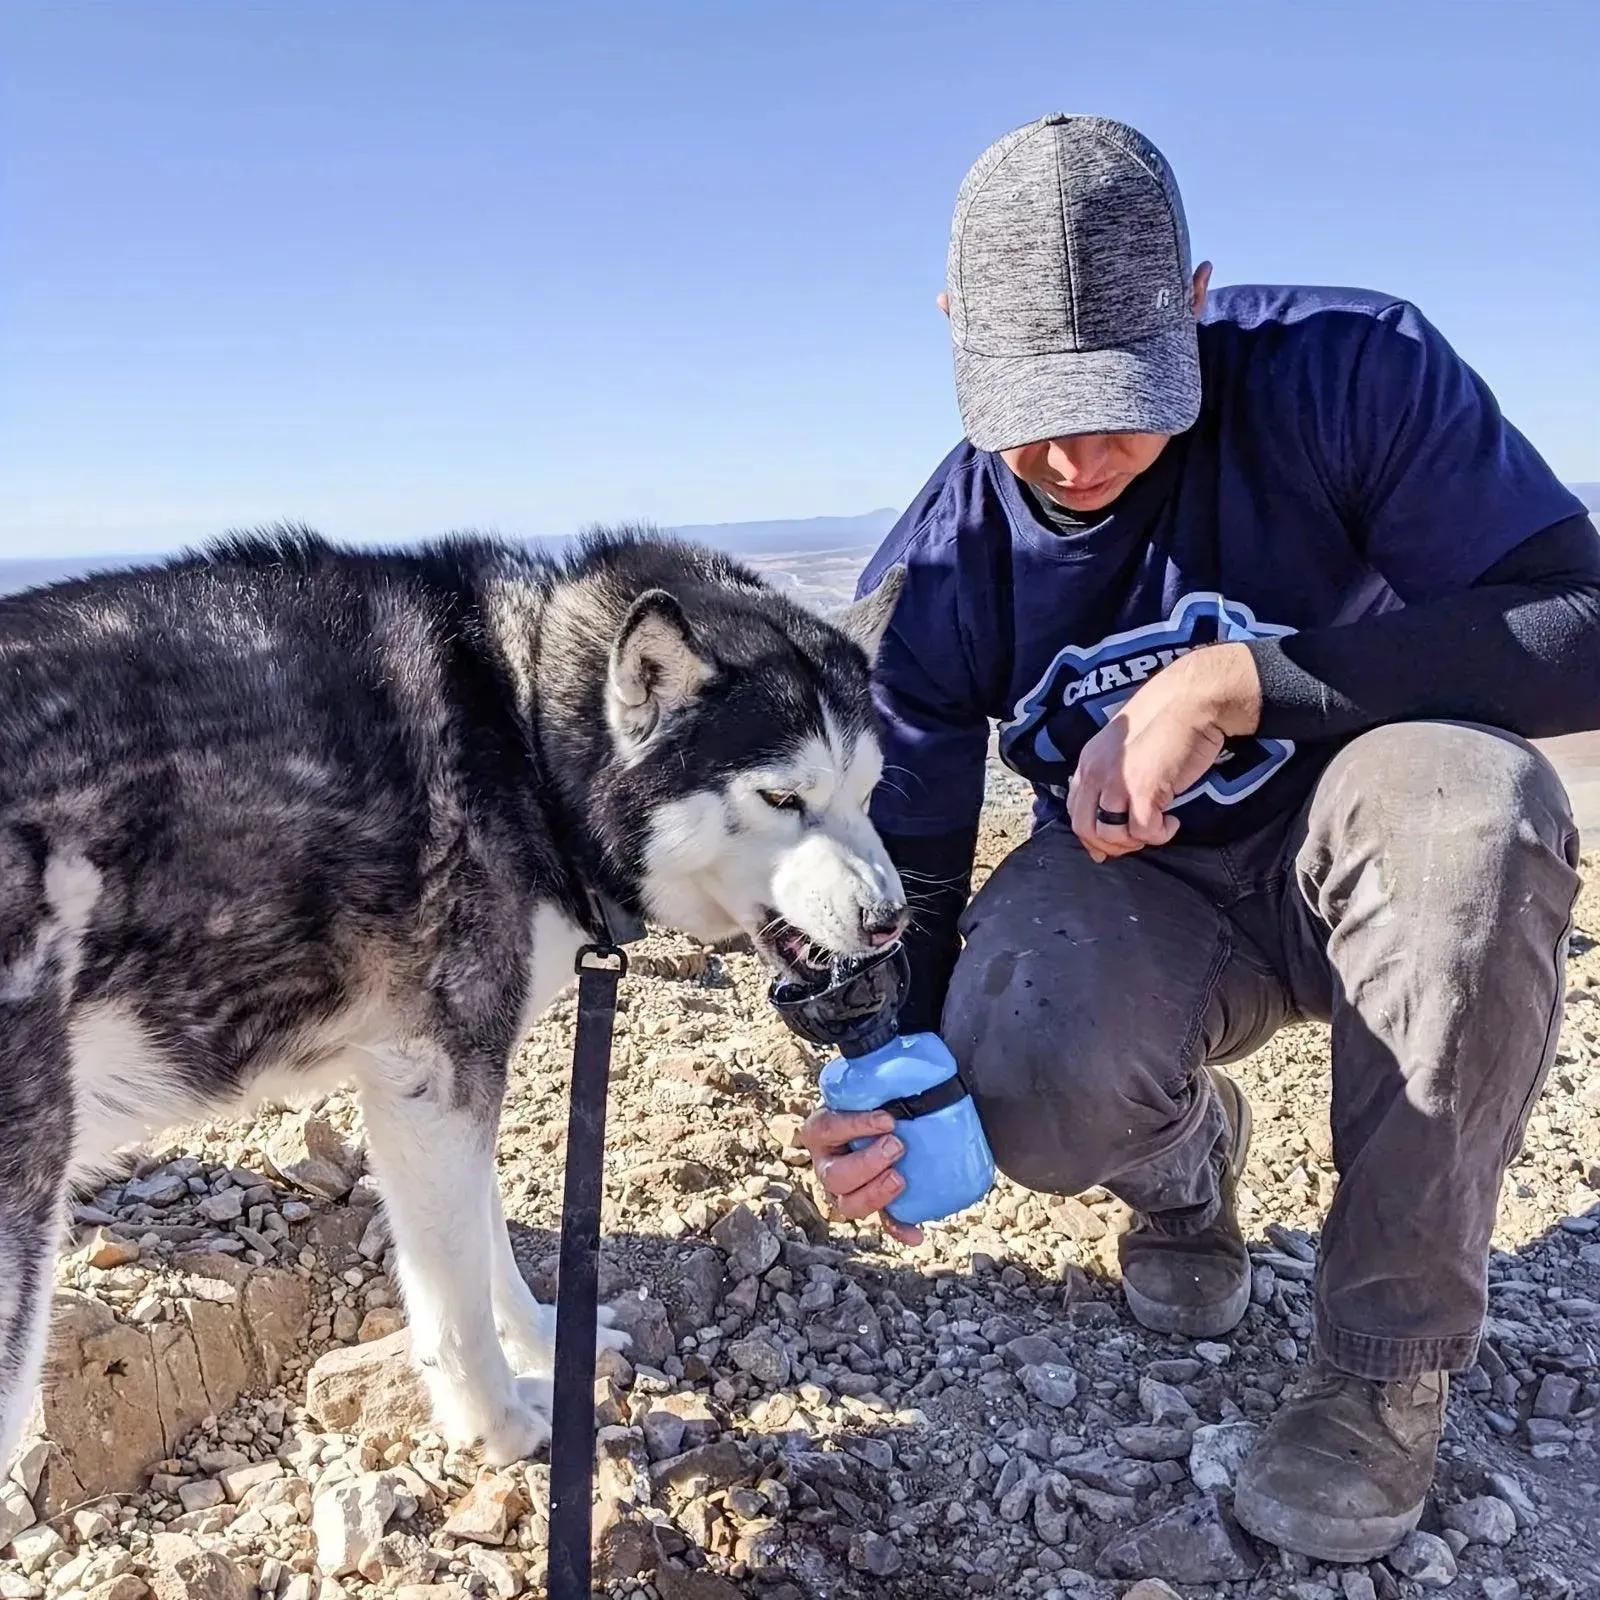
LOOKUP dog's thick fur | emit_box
[0,527,905,1469]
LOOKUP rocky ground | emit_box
[3,764,1598,1600]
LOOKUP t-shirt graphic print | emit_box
[999,591,1297,810]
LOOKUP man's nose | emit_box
[1050,436,1109,478]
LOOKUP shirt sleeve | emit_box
[879,823,978,1036]
[857,526,991,840]
[857,454,1006,1034]
[1337,301,1586,603]
[1248,512,1600,743]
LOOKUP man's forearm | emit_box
[1241,515,1600,744]
[880,824,978,1035]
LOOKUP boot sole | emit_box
[1233,1478,1424,1564]
[1121,1074,1254,1339]
[1122,1268,1252,1338]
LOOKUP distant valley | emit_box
[0,510,899,609]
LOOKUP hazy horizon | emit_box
[0,506,891,586]
[7,490,1599,594]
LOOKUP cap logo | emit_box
[1155,288,1172,309]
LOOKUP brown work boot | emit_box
[1118,1067,1252,1338]
[1234,1368,1447,1562]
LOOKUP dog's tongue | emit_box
[775,925,822,971]
[771,948,872,1002]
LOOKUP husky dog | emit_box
[0,527,907,1471]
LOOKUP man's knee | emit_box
[1312,722,1577,885]
[942,937,1172,1196]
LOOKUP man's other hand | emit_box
[1069,641,1262,862]
[798,1107,925,1246]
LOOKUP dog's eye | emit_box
[758,790,805,814]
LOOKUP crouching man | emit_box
[802,113,1600,1563]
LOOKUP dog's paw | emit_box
[475,1376,553,1467]
[596,1304,631,1355]
[513,1298,630,1358]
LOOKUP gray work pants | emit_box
[943,722,1580,1380]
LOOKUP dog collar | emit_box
[588,887,646,950]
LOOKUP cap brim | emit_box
[954,321,1201,452]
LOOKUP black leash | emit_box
[547,898,639,1600]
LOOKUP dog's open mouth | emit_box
[756,912,837,980]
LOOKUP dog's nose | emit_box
[860,901,910,946]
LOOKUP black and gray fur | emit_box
[0,526,905,1468]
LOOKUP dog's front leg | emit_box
[488,1182,629,1375]
[359,1047,548,1465]
[0,1000,73,1479]
[0,1165,68,1481]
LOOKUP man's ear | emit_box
[607,589,714,749]
[834,565,906,663]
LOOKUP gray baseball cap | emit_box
[947,114,1200,453]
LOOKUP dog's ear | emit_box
[607,589,715,749]
[833,564,906,663]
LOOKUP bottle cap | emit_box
[767,942,908,1059]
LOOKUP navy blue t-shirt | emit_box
[858,284,1586,847]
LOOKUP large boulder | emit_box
[28,1264,310,1514]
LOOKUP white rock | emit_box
[1187,1421,1258,1493]
[1443,1494,1517,1547]
[144,1533,248,1600]
[1387,1529,1457,1588]
[1484,1470,1539,1530]
[1018,1362,1079,1409]
[9,1524,64,1575]
[176,1481,224,1515]
[263,1113,362,1200]
[1139,1376,1195,1426]
[9,1440,51,1499]
[218,1461,282,1503]
[727,1335,790,1387]
[312,1473,398,1577]
[0,1478,37,1546]
[463,1548,522,1599]
[70,1509,111,1543]
[54,1553,93,1591]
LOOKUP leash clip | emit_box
[575,942,628,978]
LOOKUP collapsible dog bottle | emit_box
[819,1029,996,1226]
[769,943,996,1226]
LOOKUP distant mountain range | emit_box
[2,493,1595,598]
[662,510,900,555]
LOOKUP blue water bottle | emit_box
[769,945,995,1225]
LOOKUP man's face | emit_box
[943,261,1211,513]
[998,432,1171,512]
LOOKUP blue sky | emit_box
[2,0,1596,556]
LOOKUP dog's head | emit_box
[574,548,909,979]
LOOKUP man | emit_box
[801,113,1600,1564]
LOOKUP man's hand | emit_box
[1069,642,1262,862]
[799,1107,924,1246]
